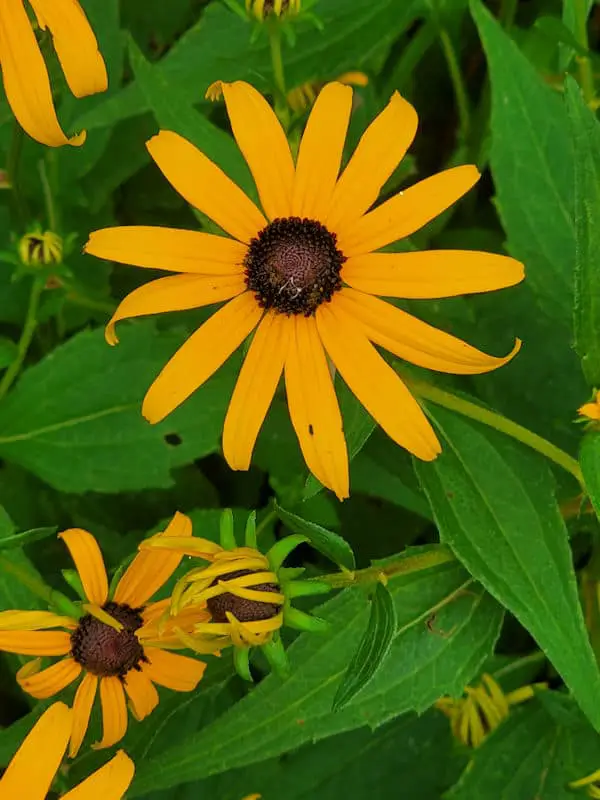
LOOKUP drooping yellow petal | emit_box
[85,227,246,275]
[292,82,353,220]
[17,656,81,699]
[123,668,159,721]
[93,677,128,750]
[316,300,440,461]
[222,81,295,220]
[337,165,480,257]
[142,292,263,424]
[325,92,418,231]
[0,630,72,655]
[343,250,525,299]
[223,312,290,470]
[62,751,135,800]
[139,535,222,559]
[0,0,85,147]
[58,529,109,605]
[114,512,193,607]
[0,610,75,630]
[147,131,267,243]
[285,315,349,499]
[143,647,206,691]
[69,672,98,758]
[29,0,108,98]
[104,273,247,345]
[0,702,71,798]
[580,402,600,420]
[338,288,522,375]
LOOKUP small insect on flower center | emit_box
[244,217,345,316]
[206,569,281,623]
[70,602,146,679]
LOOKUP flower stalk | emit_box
[0,276,45,401]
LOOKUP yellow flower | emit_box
[19,230,63,267]
[0,513,208,757]
[579,391,600,421]
[0,702,134,798]
[85,81,524,500]
[246,0,301,20]
[287,72,368,113]
[571,769,600,798]
[436,672,545,749]
[0,0,107,147]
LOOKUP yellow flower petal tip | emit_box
[579,396,600,421]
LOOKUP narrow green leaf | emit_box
[415,407,600,731]
[0,526,57,551]
[565,76,600,386]
[332,582,397,711]
[579,431,600,518]
[275,503,356,570]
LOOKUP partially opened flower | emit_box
[0,0,107,146]
[0,702,134,799]
[85,81,524,500]
[0,513,208,757]
[579,391,600,422]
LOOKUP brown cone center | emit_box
[206,569,281,623]
[70,601,146,678]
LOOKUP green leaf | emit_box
[535,15,588,56]
[579,431,600,518]
[130,553,503,795]
[565,76,600,387]
[0,526,57,551]
[332,581,397,711]
[415,406,600,731]
[470,0,575,327]
[0,337,17,370]
[275,503,356,570]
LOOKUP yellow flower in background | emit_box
[85,81,524,500]
[0,513,208,757]
[0,0,107,146]
[0,702,134,799]
[19,229,63,267]
[579,391,600,422]
[246,0,301,20]
[287,71,368,113]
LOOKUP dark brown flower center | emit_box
[244,217,345,316]
[70,602,146,679]
[206,569,281,623]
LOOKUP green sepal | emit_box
[266,534,308,572]
[219,509,237,550]
[284,605,329,633]
[285,580,332,599]
[233,647,253,682]
[61,569,87,601]
[262,634,290,678]
[244,511,258,549]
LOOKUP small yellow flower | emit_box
[0,702,134,799]
[571,768,600,798]
[436,673,545,748]
[19,230,63,267]
[0,513,208,757]
[246,0,301,20]
[0,0,107,146]
[579,391,600,422]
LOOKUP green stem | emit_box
[0,277,44,400]
[0,555,81,619]
[574,0,596,106]
[438,27,470,144]
[7,122,27,226]
[38,158,58,232]
[268,20,290,129]
[405,378,584,487]
[65,290,115,315]
[499,0,518,29]
[256,507,278,538]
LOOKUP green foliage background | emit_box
[2,0,600,797]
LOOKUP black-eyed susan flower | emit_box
[0,702,134,799]
[85,81,524,500]
[0,0,107,147]
[579,392,600,422]
[0,513,208,757]
[141,510,330,679]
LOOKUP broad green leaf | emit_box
[470,0,575,327]
[275,503,356,570]
[415,406,600,731]
[565,77,600,387]
[130,553,503,795]
[580,431,600,518]
[332,581,397,711]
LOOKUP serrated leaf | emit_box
[415,406,600,731]
[129,553,503,795]
[332,581,397,711]
[275,503,356,570]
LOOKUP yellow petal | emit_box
[0,630,72,655]
[123,668,159,721]
[143,647,206,691]
[222,81,294,220]
[223,312,290,470]
[337,165,480,257]
[114,511,193,607]
[0,701,71,798]
[292,82,353,220]
[0,610,75,630]
[0,0,85,147]
[58,529,109,605]
[285,315,349,499]
[147,131,267,243]
[62,751,134,800]
[104,273,247,345]
[338,288,522,375]
[142,292,263,423]
[343,250,525,298]
[579,402,600,420]
[326,92,418,232]
[316,300,440,461]
[93,677,128,750]
[85,226,246,275]
[139,535,222,559]
[17,656,81,699]
[69,672,98,758]
[29,0,108,98]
